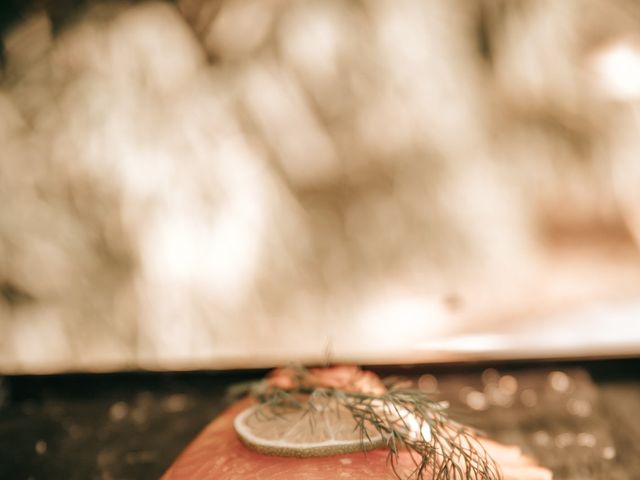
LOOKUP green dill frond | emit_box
[246,374,502,480]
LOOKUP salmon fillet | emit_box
[162,397,403,479]
[162,397,552,480]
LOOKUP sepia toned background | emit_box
[1,0,640,373]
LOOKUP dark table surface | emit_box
[1,358,639,480]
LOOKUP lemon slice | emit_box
[234,399,384,457]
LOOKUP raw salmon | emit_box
[162,397,553,480]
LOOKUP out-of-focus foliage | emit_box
[1,0,640,372]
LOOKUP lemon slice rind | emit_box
[233,404,385,458]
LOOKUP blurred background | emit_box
[1,0,640,373]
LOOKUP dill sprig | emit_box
[236,367,502,480]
